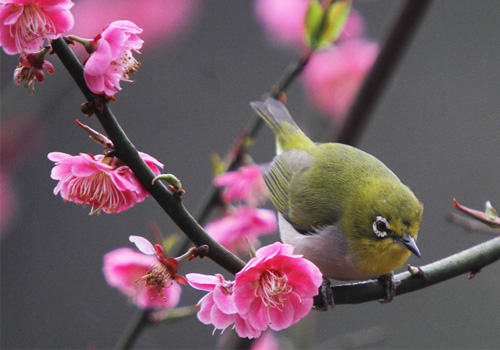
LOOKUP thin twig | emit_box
[113,310,151,350]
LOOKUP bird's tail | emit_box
[250,98,314,153]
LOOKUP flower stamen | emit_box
[255,269,293,310]
[12,4,56,52]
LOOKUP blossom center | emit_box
[255,269,292,310]
[66,172,127,214]
[12,4,56,52]
[119,50,141,81]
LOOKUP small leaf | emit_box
[211,153,227,176]
[305,0,324,48]
[162,233,180,252]
[317,0,352,48]
[484,200,498,219]
[453,198,500,229]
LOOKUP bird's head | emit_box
[341,178,424,277]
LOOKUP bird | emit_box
[250,98,423,307]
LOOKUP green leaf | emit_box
[485,201,498,220]
[317,0,352,48]
[305,0,324,48]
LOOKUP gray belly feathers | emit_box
[278,213,367,280]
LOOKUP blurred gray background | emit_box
[1,0,499,348]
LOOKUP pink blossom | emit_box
[254,0,364,50]
[83,20,143,96]
[214,165,268,206]
[205,206,277,254]
[103,247,181,309]
[71,0,198,49]
[0,0,74,55]
[48,151,163,214]
[302,39,378,121]
[13,51,54,92]
[128,235,187,286]
[186,273,262,339]
[233,242,322,332]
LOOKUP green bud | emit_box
[484,201,498,220]
[305,0,352,49]
[211,153,227,176]
[305,0,324,48]
[320,0,352,47]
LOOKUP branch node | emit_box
[468,268,481,280]
[407,264,425,278]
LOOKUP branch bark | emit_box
[335,0,433,145]
[52,38,246,275]
[332,236,500,304]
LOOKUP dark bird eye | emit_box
[372,216,389,238]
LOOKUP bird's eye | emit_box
[372,216,389,238]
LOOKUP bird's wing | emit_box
[261,149,312,227]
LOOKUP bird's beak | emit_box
[395,234,421,257]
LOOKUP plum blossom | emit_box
[205,206,276,254]
[302,39,378,122]
[71,0,198,49]
[214,165,268,206]
[233,242,323,332]
[0,0,74,55]
[187,243,322,338]
[103,246,182,310]
[48,151,163,214]
[13,51,54,92]
[186,273,262,339]
[83,20,143,96]
[254,0,364,50]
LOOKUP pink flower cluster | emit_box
[254,0,364,50]
[303,39,379,121]
[103,236,184,309]
[214,165,268,207]
[48,151,162,214]
[83,20,143,96]
[254,0,379,122]
[0,0,74,55]
[71,0,198,49]
[209,165,276,254]
[205,206,276,255]
[187,242,323,339]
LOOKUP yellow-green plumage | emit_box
[252,98,423,280]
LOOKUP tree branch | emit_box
[332,236,500,304]
[52,37,245,275]
[335,0,433,145]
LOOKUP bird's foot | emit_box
[313,277,334,311]
[378,273,400,303]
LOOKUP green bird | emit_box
[251,98,423,303]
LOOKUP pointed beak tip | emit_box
[397,234,421,258]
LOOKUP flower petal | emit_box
[129,235,156,255]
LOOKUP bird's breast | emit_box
[278,214,371,280]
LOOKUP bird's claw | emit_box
[378,273,400,303]
[313,277,334,311]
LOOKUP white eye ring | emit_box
[373,216,389,238]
